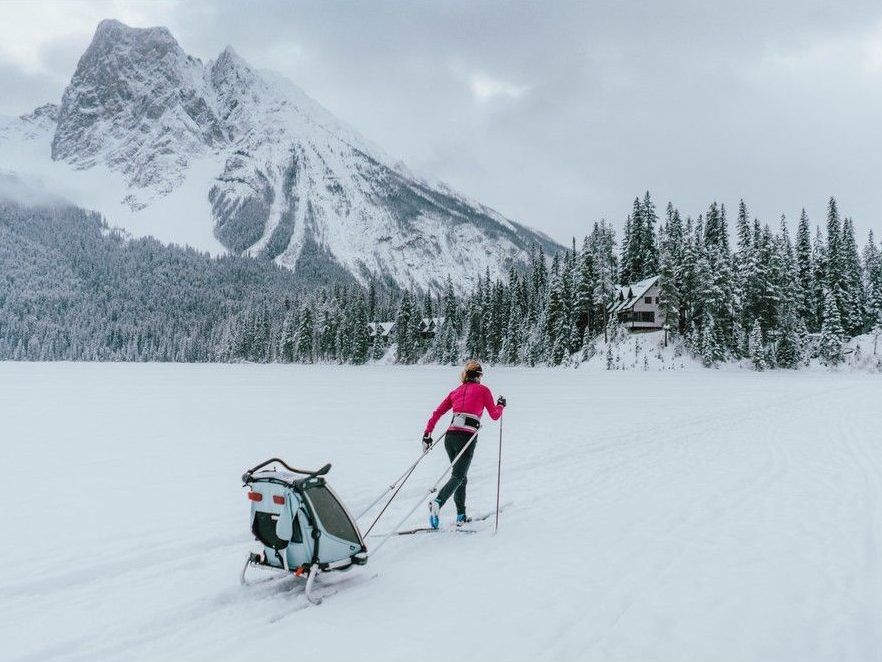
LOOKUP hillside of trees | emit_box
[1,194,880,368]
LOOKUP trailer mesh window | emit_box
[306,486,360,543]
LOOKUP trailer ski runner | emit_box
[240,458,367,605]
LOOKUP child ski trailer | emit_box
[422,360,506,529]
[240,458,367,605]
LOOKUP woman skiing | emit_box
[422,360,506,528]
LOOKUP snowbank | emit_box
[579,329,701,371]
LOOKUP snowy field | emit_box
[1,363,881,662]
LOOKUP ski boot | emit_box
[429,499,440,529]
[456,513,472,527]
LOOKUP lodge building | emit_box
[607,275,665,331]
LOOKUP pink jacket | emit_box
[425,382,504,435]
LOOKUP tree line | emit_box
[1,195,880,368]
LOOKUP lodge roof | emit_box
[607,275,660,314]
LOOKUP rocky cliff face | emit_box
[4,19,558,290]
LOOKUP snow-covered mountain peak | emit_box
[51,20,223,207]
[0,19,559,290]
[91,18,177,47]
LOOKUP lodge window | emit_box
[619,311,656,323]
[644,296,652,304]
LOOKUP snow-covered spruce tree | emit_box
[279,310,296,362]
[546,264,570,365]
[581,326,596,362]
[702,202,736,354]
[862,231,881,324]
[638,191,659,278]
[444,321,462,364]
[620,192,658,283]
[464,278,485,361]
[840,217,866,335]
[394,291,415,364]
[825,197,847,323]
[699,314,725,367]
[442,275,460,336]
[410,294,426,360]
[819,288,845,366]
[677,215,698,335]
[574,237,596,338]
[775,307,804,369]
[531,243,548,303]
[350,295,370,364]
[490,277,508,362]
[294,305,314,363]
[812,226,828,332]
[733,200,752,332]
[370,325,384,361]
[619,211,634,284]
[756,223,781,333]
[749,319,766,370]
[317,306,334,361]
[795,209,816,330]
[871,290,882,356]
[658,203,684,336]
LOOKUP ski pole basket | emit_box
[240,458,367,603]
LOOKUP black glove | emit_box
[497,395,507,407]
[422,433,433,453]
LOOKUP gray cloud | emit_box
[2,0,882,243]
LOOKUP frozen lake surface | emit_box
[1,363,880,662]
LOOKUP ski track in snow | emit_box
[0,363,880,662]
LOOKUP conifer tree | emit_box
[294,305,313,363]
[812,227,828,331]
[442,276,460,335]
[370,324,385,361]
[395,291,415,363]
[839,217,865,335]
[795,209,815,328]
[588,220,618,336]
[819,288,845,366]
[575,236,597,335]
[619,211,634,283]
[279,311,296,362]
[464,279,485,360]
[658,204,684,334]
[350,296,370,364]
[775,304,803,369]
[749,319,766,370]
[638,191,659,277]
[825,197,845,320]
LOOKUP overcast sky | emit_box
[2,0,882,244]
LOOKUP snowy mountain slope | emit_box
[0,19,559,290]
[2,363,882,662]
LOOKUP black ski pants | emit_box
[435,429,477,515]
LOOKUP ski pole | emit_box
[355,438,441,522]
[362,436,442,536]
[370,428,479,556]
[494,416,503,534]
